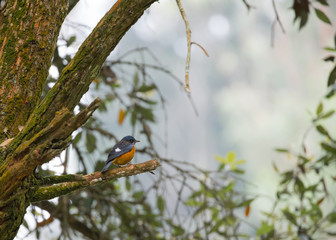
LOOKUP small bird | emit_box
[101,136,140,173]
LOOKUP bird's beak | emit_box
[136,139,140,142]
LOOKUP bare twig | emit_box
[272,0,286,33]
[241,0,255,11]
[84,126,118,141]
[191,41,210,57]
[271,0,286,47]
[176,0,192,93]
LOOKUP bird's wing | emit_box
[101,144,133,172]
[106,144,133,163]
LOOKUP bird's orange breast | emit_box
[112,145,135,165]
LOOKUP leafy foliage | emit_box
[259,94,336,239]
[291,0,332,29]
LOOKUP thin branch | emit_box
[84,126,118,141]
[109,60,184,86]
[241,0,255,11]
[34,200,104,240]
[272,0,286,34]
[271,0,286,47]
[191,41,209,57]
[31,159,160,202]
[176,0,192,93]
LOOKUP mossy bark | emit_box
[0,0,158,239]
[0,0,68,142]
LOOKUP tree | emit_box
[1,0,336,239]
[0,1,160,239]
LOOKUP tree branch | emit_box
[39,174,86,186]
[0,98,101,200]
[176,0,192,93]
[15,0,158,145]
[32,159,160,202]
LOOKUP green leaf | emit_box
[209,220,223,234]
[185,198,202,207]
[257,221,274,236]
[86,133,96,153]
[138,84,156,92]
[172,225,185,236]
[272,162,279,173]
[94,160,105,172]
[131,110,137,126]
[292,0,310,30]
[325,89,335,98]
[298,155,310,164]
[193,203,208,217]
[316,102,323,115]
[210,207,219,221]
[125,179,131,191]
[280,170,294,184]
[166,219,185,236]
[275,148,289,153]
[67,36,76,46]
[215,155,226,164]
[22,219,29,229]
[327,65,336,87]
[295,177,305,194]
[237,198,254,208]
[156,196,165,214]
[138,97,157,105]
[324,55,335,62]
[133,71,139,88]
[215,152,245,170]
[316,125,330,138]
[132,191,144,200]
[134,104,155,122]
[227,151,235,161]
[310,202,323,220]
[314,8,331,25]
[321,142,336,154]
[282,210,297,225]
[317,0,328,6]
[327,211,336,223]
[98,101,107,112]
[321,110,335,119]
[72,132,82,145]
[324,47,336,52]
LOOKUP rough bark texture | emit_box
[0,0,68,142]
[0,0,158,239]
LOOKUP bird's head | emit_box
[122,135,140,145]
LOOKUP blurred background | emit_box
[16,0,336,239]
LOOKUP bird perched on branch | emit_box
[101,135,140,173]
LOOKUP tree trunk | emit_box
[0,0,158,239]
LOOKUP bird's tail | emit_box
[101,161,112,173]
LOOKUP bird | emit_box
[101,135,140,173]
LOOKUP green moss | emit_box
[3,39,18,68]
[0,177,32,240]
